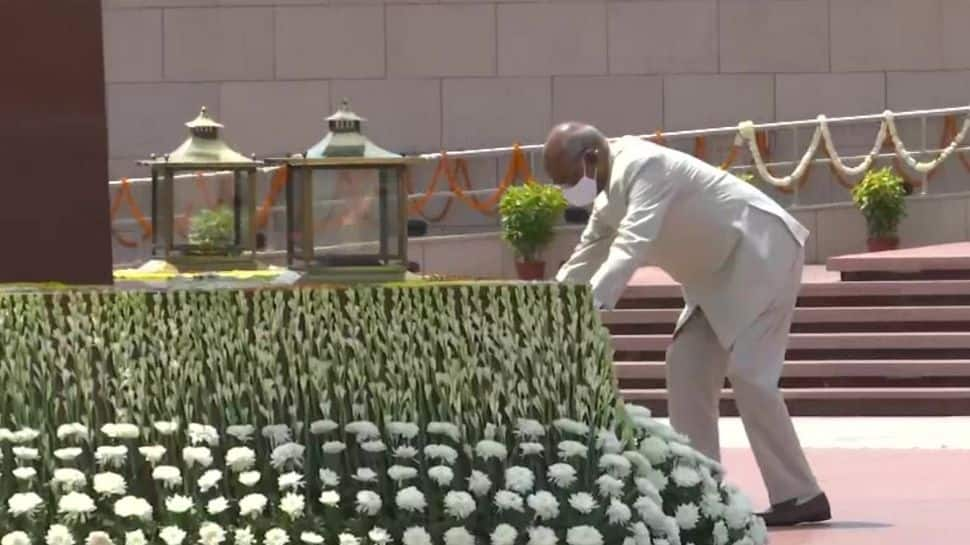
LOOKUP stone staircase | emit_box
[606,243,970,416]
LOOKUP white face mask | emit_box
[561,162,597,207]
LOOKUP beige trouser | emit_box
[665,248,821,505]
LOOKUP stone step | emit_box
[827,242,970,281]
[614,359,970,380]
[602,306,970,325]
[611,332,970,353]
[622,279,970,300]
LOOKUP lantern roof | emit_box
[139,107,260,169]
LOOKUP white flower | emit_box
[494,490,524,512]
[596,474,625,498]
[165,495,194,514]
[623,450,651,472]
[95,445,129,468]
[402,527,431,545]
[13,447,39,461]
[568,493,598,514]
[527,527,558,545]
[427,422,461,442]
[262,424,291,445]
[387,421,420,439]
[362,440,387,453]
[516,418,546,439]
[46,525,75,545]
[428,465,454,487]
[224,447,256,472]
[57,423,89,442]
[444,527,475,545]
[565,526,602,545]
[598,453,632,477]
[394,445,419,459]
[635,478,663,505]
[182,446,213,468]
[159,527,186,545]
[114,496,153,520]
[309,420,339,435]
[520,442,544,456]
[388,465,419,483]
[468,470,492,496]
[188,423,219,446]
[8,492,44,516]
[750,515,768,545]
[356,490,382,516]
[198,523,226,545]
[301,533,325,545]
[281,492,306,518]
[271,442,306,470]
[58,492,96,518]
[712,522,729,545]
[725,503,750,529]
[596,429,623,454]
[547,463,578,488]
[264,529,289,545]
[475,440,508,461]
[319,468,340,486]
[700,493,725,518]
[124,530,146,545]
[85,533,113,545]
[319,490,341,507]
[239,471,261,487]
[138,445,166,464]
[639,437,670,465]
[527,491,559,520]
[368,528,392,545]
[633,497,667,529]
[424,444,458,465]
[396,486,427,512]
[671,466,702,488]
[630,522,651,545]
[553,419,589,437]
[152,465,182,488]
[207,497,230,515]
[0,428,10,443]
[643,467,669,492]
[54,448,83,461]
[606,499,632,525]
[491,524,517,545]
[239,494,268,517]
[154,421,179,436]
[102,423,139,440]
[225,425,255,442]
[322,441,346,454]
[352,467,378,482]
[93,472,127,496]
[505,466,535,493]
[11,427,39,444]
[53,468,87,491]
[345,420,381,441]
[558,441,587,459]
[278,471,304,491]
[3,533,30,545]
[233,528,255,545]
[197,469,223,493]
[13,467,36,481]
[439,490,474,519]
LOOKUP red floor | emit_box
[722,448,970,544]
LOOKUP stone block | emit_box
[608,1,717,75]
[163,8,274,81]
[552,76,663,137]
[442,77,551,150]
[663,75,773,131]
[329,79,441,154]
[219,80,331,157]
[776,73,885,120]
[943,0,970,70]
[720,0,829,73]
[102,8,163,82]
[275,6,385,79]
[831,0,943,72]
[900,197,969,248]
[423,235,506,279]
[814,205,867,261]
[386,5,495,77]
[497,3,607,76]
[887,71,970,111]
[104,0,217,7]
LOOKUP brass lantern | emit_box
[138,107,263,270]
[267,100,409,283]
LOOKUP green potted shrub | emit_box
[498,181,568,280]
[851,166,907,252]
[187,205,236,255]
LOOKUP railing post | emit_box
[920,115,929,196]
[791,126,801,206]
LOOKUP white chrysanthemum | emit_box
[165,495,193,514]
[271,442,306,470]
[262,424,291,445]
[233,529,254,545]
[386,421,419,439]
[749,516,768,545]
[53,468,87,491]
[712,522,729,545]
[368,528,392,545]
[198,523,226,545]
[322,441,346,454]
[700,492,726,518]
[356,490,382,516]
[138,445,166,464]
[643,467,669,492]
[102,423,139,440]
[54,447,83,462]
[353,468,378,482]
[527,527,557,545]
[427,422,461,442]
[428,465,455,487]
[93,472,127,496]
[490,524,517,545]
[725,503,750,529]
[668,442,697,460]
[663,517,682,545]
[424,444,459,465]
[444,527,475,545]
[225,447,257,472]
[566,527,602,545]
[396,486,427,512]
[13,447,39,461]
[95,445,128,469]
[239,471,261,487]
[623,450,651,472]
[114,496,153,520]
[85,532,113,545]
[308,420,338,435]
[264,529,289,545]
[197,469,223,493]
[388,465,418,483]
[639,437,670,465]
[154,421,179,436]
[468,470,492,496]
[605,498,632,525]
[598,453,632,477]
[301,533,325,545]
[443,491,476,519]
[504,466,535,493]
[675,503,700,530]
[595,474,625,498]
[345,420,381,441]
[318,468,340,487]
[527,491,559,520]
[402,527,431,545]
[226,425,255,442]
[519,442,545,456]
[671,466,702,488]
[182,446,213,468]
[239,493,268,517]
[494,490,524,512]
[0,428,10,443]
[557,440,587,460]
[10,427,40,444]
[635,478,663,506]
[553,418,589,437]
[319,489,341,507]
[2,532,30,545]
[281,492,306,518]
[8,492,44,517]
[207,497,230,515]
[633,496,667,529]
[278,471,304,491]
[630,522,651,545]
[568,492,599,514]
[547,463,578,488]
[393,445,418,460]
[362,440,387,453]
[58,492,96,518]
[515,418,546,439]
[188,423,219,446]
[57,423,89,442]
[125,530,146,545]
[158,526,186,545]
[13,467,36,481]
[475,440,508,461]
[46,529,75,545]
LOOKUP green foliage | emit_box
[498,183,569,262]
[851,167,907,238]
[188,206,235,250]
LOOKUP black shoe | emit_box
[758,492,831,527]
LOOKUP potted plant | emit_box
[498,181,568,280]
[851,166,907,252]
[187,205,236,255]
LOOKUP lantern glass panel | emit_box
[173,172,240,253]
[310,167,395,267]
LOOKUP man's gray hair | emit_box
[551,122,608,159]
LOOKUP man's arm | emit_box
[554,197,615,287]
[589,165,675,309]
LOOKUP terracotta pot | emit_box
[866,236,899,252]
[515,260,546,281]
